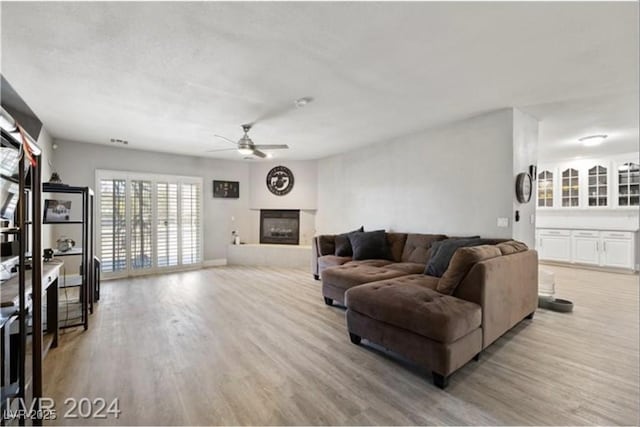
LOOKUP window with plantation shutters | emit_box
[181,182,201,265]
[97,171,202,277]
[99,178,127,273]
[130,180,152,270]
[156,182,178,267]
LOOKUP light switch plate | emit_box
[497,217,509,228]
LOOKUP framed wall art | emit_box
[213,180,240,199]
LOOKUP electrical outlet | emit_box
[497,217,509,228]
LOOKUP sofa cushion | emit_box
[437,245,502,295]
[401,234,447,264]
[349,230,393,261]
[425,238,496,278]
[317,235,336,256]
[386,262,427,274]
[334,226,365,257]
[345,259,393,267]
[321,264,407,292]
[318,255,352,272]
[346,279,481,343]
[496,240,528,255]
[386,233,408,262]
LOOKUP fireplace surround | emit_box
[260,209,300,245]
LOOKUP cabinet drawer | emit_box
[539,229,570,237]
[572,230,599,238]
[601,231,633,240]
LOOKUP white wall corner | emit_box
[203,258,228,267]
[512,108,539,248]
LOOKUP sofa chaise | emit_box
[311,231,538,388]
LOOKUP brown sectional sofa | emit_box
[311,232,538,389]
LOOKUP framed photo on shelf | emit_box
[43,199,72,223]
[213,180,239,199]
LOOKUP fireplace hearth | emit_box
[260,210,300,245]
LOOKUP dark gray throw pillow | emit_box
[349,230,393,261]
[334,226,364,257]
[425,237,492,277]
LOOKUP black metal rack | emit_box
[0,124,45,424]
[41,183,96,329]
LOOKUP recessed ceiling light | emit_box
[578,134,607,147]
[294,97,313,108]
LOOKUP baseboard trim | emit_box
[203,258,227,267]
[540,261,638,275]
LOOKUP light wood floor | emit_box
[44,265,639,425]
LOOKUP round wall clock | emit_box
[266,166,295,196]
[515,172,532,203]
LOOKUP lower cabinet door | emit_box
[601,238,633,269]
[539,236,571,262]
[572,237,600,265]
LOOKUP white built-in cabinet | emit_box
[537,154,639,210]
[536,228,636,270]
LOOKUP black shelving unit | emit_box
[0,119,45,424]
[41,183,95,329]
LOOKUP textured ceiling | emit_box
[1,2,638,160]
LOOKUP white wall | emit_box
[512,109,539,247]
[316,108,537,242]
[249,161,317,210]
[248,161,317,245]
[51,140,252,267]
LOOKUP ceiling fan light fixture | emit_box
[238,148,253,155]
[578,134,608,146]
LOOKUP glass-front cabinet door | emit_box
[561,168,579,207]
[537,170,553,207]
[618,162,640,206]
[588,165,607,206]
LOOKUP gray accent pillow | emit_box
[425,237,492,277]
[349,230,393,261]
[334,226,364,257]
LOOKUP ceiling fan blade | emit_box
[252,149,267,158]
[253,144,289,150]
[214,134,239,146]
[206,148,238,153]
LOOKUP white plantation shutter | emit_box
[97,171,202,277]
[99,178,127,273]
[180,182,201,264]
[130,180,152,270]
[156,182,178,267]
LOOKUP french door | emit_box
[97,170,202,278]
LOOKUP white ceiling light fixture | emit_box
[294,97,313,108]
[578,134,608,147]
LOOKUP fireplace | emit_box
[260,210,300,245]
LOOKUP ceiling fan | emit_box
[207,124,289,158]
